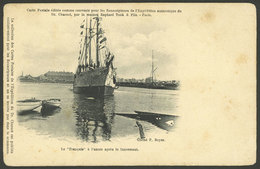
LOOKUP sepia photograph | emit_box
[3,3,256,166]
[16,13,180,142]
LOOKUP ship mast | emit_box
[89,19,92,66]
[152,50,154,84]
[151,50,158,84]
[96,18,100,68]
[84,17,88,66]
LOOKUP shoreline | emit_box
[18,81,180,90]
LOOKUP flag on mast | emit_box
[100,37,107,44]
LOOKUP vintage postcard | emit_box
[3,3,256,166]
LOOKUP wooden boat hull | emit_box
[42,99,61,111]
[17,101,42,113]
[116,111,179,131]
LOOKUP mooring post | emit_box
[136,121,145,139]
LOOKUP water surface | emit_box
[17,82,179,143]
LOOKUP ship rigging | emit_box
[73,17,117,96]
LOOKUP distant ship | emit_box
[148,51,179,90]
[73,17,117,96]
[116,51,179,90]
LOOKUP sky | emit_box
[11,3,255,82]
[14,6,182,81]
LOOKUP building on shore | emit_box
[145,77,152,83]
[43,71,74,83]
[18,74,37,82]
[18,71,74,83]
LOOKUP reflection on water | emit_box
[73,94,115,142]
[19,107,61,118]
[17,83,179,143]
[41,107,61,118]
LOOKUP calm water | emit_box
[17,82,179,143]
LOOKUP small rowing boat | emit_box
[17,98,42,113]
[42,99,61,110]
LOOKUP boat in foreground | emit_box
[116,110,179,131]
[42,99,61,110]
[17,98,42,113]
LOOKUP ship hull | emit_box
[73,67,116,96]
[73,86,114,96]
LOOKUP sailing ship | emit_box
[148,51,179,90]
[150,50,157,86]
[73,17,117,96]
[116,50,179,90]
